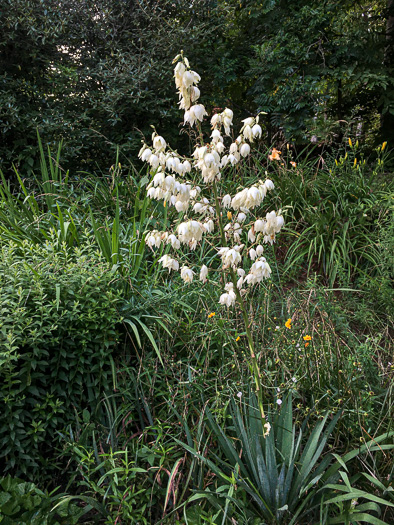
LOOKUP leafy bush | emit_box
[0,475,84,525]
[0,239,123,479]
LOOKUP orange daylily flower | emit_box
[268,148,282,161]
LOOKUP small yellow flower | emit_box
[348,138,352,147]
[382,141,387,151]
[227,211,232,220]
[236,336,241,342]
[285,318,292,329]
[208,312,215,319]
[353,158,357,167]
[303,335,311,341]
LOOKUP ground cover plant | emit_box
[0,46,393,525]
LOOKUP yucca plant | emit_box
[177,393,394,524]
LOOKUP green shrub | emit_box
[0,239,123,479]
[0,475,85,525]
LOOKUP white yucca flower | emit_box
[240,143,251,157]
[219,282,237,307]
[180,266,194,283]
[242,117,254,127]
[256,245,264,256]
[245,257,272,285]
[218,245,243,269]
[159,254,179,273]
[141,148,152,162]
[153,135,167,151]
[184,104,208,127]
[177,220,206,244]
[243,125,253,142]
[146,230,165,249]
[252,124,262,139]
[200,264,208,283]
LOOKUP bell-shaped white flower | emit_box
[249,248,257,260]
[254,219,264,232]
[141,148,152,162]
[242,117,254,127]
[191,86,200,102]
[223,116,232,136]
[252,124,262,139]
[211,113,221,128]
[229,143,238,154]
[200,264,208,283]
[159,254,179,273]
[153,135,167,152]
[183,160,192,173]
[222,194,231,208]
[248,229,256,243]
[256,244,264,256]
[243,125,253,141]
[149,154,159,169]
[264,179,275,191]
[224,108,233,119]
[167,234,180,250]
[245,257,271,285]
[219,282,237,307]
[218,245,243,269]
[204,153,216,168]
[240,143,251,157]
[181,266,195,283]
[192,104,207,123]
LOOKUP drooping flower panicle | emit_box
[139,53,285,307]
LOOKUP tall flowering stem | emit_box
[139,53,285,437]
[213,180,266,422]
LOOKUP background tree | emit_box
[0,0,393,175]
[241,0,394,145]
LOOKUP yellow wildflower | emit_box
[285,318,292,329]
[208,312,215,319]
[236,336,241,342]
[382,141,387,151]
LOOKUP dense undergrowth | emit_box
[0,138,393,524]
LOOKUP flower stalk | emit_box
[139,53,284,436]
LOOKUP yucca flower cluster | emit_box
[138,52,286,431]
[139,53,284,310]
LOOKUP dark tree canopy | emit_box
[0,0,393,174]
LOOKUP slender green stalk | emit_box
[212,181,267,425]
